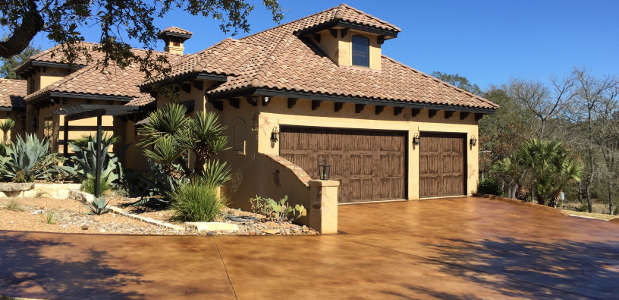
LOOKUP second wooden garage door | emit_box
[279,126,407,203]
[419,132,467,198]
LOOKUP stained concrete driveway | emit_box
[1,197,618,299]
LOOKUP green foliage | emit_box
[201,160,232,188]
[137,104,231,202]
[0,134,76,182]
[89,197,111,215]
[249,195,307,222]
[0,118,14,144]
[187,111,229,168]
[477,178,502,196]
[519,139,583,206]
[4,199,21,211]
[81,173,112,195]
[171,181,223,222]
[44,211,55,224]
[70,135,122,189]
[0,1,282,79]
[0,43,40,78]
[431,72,483,96]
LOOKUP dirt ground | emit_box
[0,197,177,235]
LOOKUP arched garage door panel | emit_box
[279,126,407,203]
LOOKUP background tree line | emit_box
[434,69,618,214]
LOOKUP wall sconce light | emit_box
[270,127,279,143]
[413,134,420,145]
[470,136,477,147]
[263,96,271,104]
[318,159,331,180]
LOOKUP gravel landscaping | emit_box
[0,196,317,236]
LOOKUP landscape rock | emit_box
[185,222,240,233]
[0,182,34,192]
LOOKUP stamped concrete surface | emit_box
[1,197,618,299]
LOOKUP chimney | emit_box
[158,26,192,55]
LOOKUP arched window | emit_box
[352,35,370,67]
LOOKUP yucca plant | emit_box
[89,197,110,215]
[201,160,232,188]
[0,119,15,144]
[186,112,229,172]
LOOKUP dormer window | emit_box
[352,35,370,67]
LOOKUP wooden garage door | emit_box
[279,126,407,203]
[419,132,467,198]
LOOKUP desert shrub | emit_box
[477,178,502,196]
[44,211,55,224]
[171,181,222,222]
[81,173,111,195]
[89,197,110,215]
[5,199,22,211]
[0,134,76,182]
[70,135,122,189]
[249,195,307,223]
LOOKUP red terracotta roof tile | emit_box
[159,26,193,37]
[0,79,26,108]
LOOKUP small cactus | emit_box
[89,197,110,215]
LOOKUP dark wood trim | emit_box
[429,109,438,118]
[246,96,258,106]
[192,80,203,90]
[355,104,365,113]
[251,88,496,114]
[59,125,115,131]
[288,98,297,108]
[229,98,240,109]
[394,107,403,116]
[49,92,132,102]
[444,111,454,119]
[312,33,320,43]
[340,28,348,38]
[375,105,384,115]
[329,29,338,38]
[460,112,470,120]
[412,108,420,117]
[311,100,321,110]
[377,35,385,45]
[293,20,399,39]
[334,102,343,112]
[181,83,191,93]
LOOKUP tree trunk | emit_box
[609,181,614,215]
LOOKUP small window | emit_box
[173,41,181,47]
[352,35,370,67]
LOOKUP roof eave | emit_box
[294,20,399,39]
[240,88,496,114]
[140,72,227,92]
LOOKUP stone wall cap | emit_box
[309,180,340,187]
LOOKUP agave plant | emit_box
[1,134,75,182]
[0,119,15,144]
[89,197,110,215]
[70,135,122,189]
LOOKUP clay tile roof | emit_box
[188,4,496,110]
[158,26,193,38]
[143,38,265,85]
[25,61,154,106]
[0,79,26,109]
[295,3,401,33]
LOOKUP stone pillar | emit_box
[308,180,339,234]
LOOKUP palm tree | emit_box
[0,119,15,144]
[519,139,582,207]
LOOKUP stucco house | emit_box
[2,4,497,232]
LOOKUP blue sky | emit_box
[27,0,619,90]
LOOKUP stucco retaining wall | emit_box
[0,182,81,199]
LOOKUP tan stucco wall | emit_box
[28,67,71,93]
[255,97,479,199]
[313,29,382,70]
